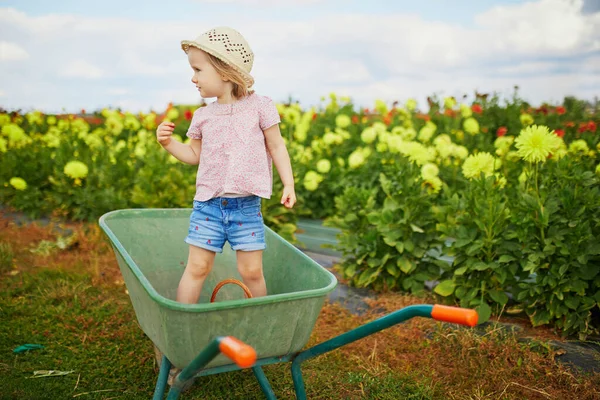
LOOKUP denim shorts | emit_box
[185,196,266,253]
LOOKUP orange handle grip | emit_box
[219,336,257,368]
[431,305,478,327]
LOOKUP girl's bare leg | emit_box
[236,250,266,297]
[177,245,216,303]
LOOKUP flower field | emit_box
[1,92,599,338]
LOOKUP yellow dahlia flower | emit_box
[316,159,331,174]
[462,152,495,179]
[463,118,480,135]
[421,163,440,180]
[9,177,27,191]
[64,161,89,179]
[515,125,560,163]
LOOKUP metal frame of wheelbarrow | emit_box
[154,304,478,400]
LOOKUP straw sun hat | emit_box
[181,27,255,87]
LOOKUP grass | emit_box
[0,242,14,274]
[1,211,599,399]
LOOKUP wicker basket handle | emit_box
[210,279,253,303]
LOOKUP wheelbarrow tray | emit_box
[99,209,337,369]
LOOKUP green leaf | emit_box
[579,264,598,280]
[404,240,415,252]
[366,212,380,224]
[413,272,430,282]
[466,242,483,256]
[386,262,400,278]
[397,257,414,274]
[522,193,539,209]
[434,280,456,297]
[476,303,492,324]
[395,242,404,254]
[344,263,357,277]
[567,279,587,295]
[410,280,423,294]
[410,224,424,233]
[498,255,516,263]
[344,213,359,223]
[454,266,468,276]
[516,289,528,301]
[357,267,381,287]
[367,258,381,268]
[383,237,397,247]
[497,268,508,284]
[381,210,394,224]
[413,247,426,258]
[473,261,489,271]
[588,242,600,255]
[558,264,569,276]
[454,238,472,248]
[531,310,551,326]
[385,276,395,289]
[357,253,368,264]
[383,197,400,212]
[523,262,537,273]
[464,287,479,301]
[564,296,580,310]
[379,173,392,196]
[488,289,509,305]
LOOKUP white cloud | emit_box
[107,88,130,95]
[495,62,558,75]
[0,0,598,113]
[61,59,105,79]
[0,41,29,61]
[475,0,600,54]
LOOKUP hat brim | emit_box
[181,40,255,88]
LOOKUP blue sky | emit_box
[1,0,599,113]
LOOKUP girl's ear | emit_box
[221,75,230,82]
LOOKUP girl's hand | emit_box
[281,185,296,209]
[157,121,175,146]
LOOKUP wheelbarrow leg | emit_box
[153,355,172,400]
[290,360,308,400]
[252,366,277,400]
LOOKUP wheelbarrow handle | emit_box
[219,336,257,368]
[167,336,257,396]
[431,305,478,327]
[291,304,478,399]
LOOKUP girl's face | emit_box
[187,48,229,99]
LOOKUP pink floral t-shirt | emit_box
[186,93,281,201]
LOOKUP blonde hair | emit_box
[206,53,254,99]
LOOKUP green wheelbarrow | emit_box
[100,209,478,399]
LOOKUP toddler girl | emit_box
[156,26,296,304]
